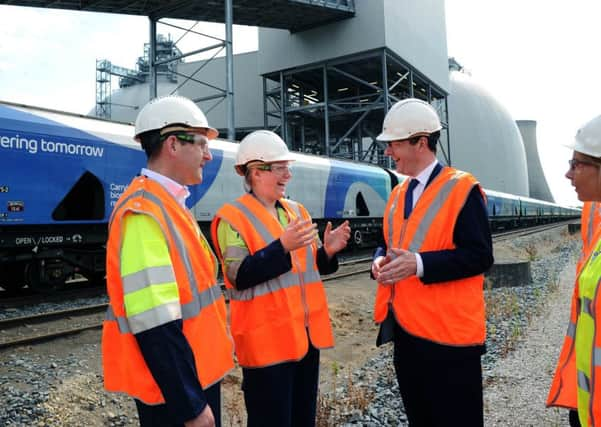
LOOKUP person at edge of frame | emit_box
[102,95,234,427]
[371,98,494,427]
[547,114,601,427]
[210,129,351,427]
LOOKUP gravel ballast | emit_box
[0,226,582,426]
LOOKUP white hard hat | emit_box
[234,130,295,176]
[377,98,442,141]
[134,95,218,141]
[565,115,601,158]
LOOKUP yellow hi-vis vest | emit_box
[549,205,601,411]
[210,193,334,368]
[576,226,601,426]
[102,176,234,404]
[374,166,486,346]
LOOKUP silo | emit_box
[516,120,554,202]
[447,70,529,196]
[101,78,178,124]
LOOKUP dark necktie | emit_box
[404,178,419,219]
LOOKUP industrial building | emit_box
[4,0,555,201]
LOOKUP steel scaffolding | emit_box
[263,48,450,167]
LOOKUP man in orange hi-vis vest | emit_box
[102,95,234,427]
[371,98,494,426]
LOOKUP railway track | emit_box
[492,221,571,242]
[0,304,107,350]
[0,262,374,350]
[0,223,574,350]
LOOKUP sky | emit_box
[1,2,600,206]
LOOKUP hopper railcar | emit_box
[0,102,580,292]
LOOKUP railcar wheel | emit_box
[0,262,27,292]
[26,260,66,293]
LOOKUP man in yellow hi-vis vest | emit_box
[102,95,234,427]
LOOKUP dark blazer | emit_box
[373,163,493,354]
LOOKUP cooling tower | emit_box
[447,70,529,196]
[516,120,554,202]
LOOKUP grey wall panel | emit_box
[517,120,555,203]
[258,0,386,75]
[382,0,449,92]
[178,51,263,131]
[447,70,529,196]
[258,0,448,92]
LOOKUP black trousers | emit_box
[392,323,484,427]
[134,382,221,427]
[242,343,320,427]
[569,410,581,427]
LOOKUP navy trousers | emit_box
[393,323,484,427]
[569,410,581,427]
[134,382,221,427]
[242,343,320,427]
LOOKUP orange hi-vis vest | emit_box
[102,176,234,404]
[582,202,601,256]
[374,166,486,346]
[210,193,334,368]
[547,223,601,410]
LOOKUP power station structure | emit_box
[3,0,555,201]
[92,0,451,168]
[517,120,555,202]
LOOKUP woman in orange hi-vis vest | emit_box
[210,130,350,427]
[547,115,601,427]
[103,96,234,427]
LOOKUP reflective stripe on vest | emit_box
[103,176,233,403]
[210,194,334,367]
[387,178,461,252]
[588,204,596,250]
[575,248,601,426]
[122,265,176,294]
[226,199,320,302]
[106,285,224,334]
[547,229,601,410]
[107,190,221,322]
[377,167,485,346]
[579,370,591,393]
[568,321,577,338]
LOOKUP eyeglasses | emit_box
[381,137,421,149]
[256,163,292,176]
[568,158,601,171]
[162,133,210,152]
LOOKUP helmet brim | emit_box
[563,139,601,158]
[376,132,397,141]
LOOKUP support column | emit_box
[149,18,158,100]
[323,65,330,156]
[225,0,235,140]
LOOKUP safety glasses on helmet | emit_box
[161,132,209,152]
[255,163,292,176]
